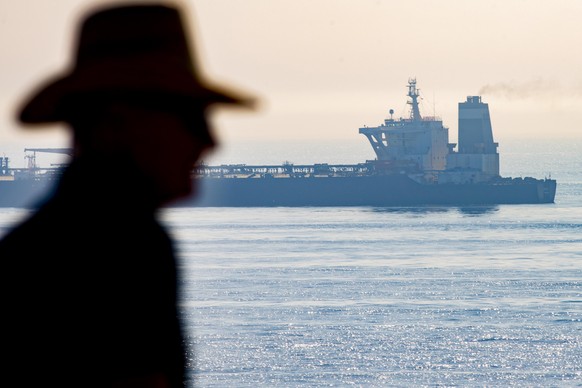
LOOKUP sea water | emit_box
[0,139,580,387]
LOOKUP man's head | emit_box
[16,2,254,205]
[64,91,215,204]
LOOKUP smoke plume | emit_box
[478,78,564,100]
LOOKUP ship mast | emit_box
[407,78,421,122]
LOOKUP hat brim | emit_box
[18,64,256,124]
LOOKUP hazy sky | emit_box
[1,0,581,166]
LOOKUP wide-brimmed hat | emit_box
[18,2,255,124]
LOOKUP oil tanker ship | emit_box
[187,79,556,207]
[0,79,556,208]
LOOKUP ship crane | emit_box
[24,148,73,170]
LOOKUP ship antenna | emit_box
[407,78,422,121]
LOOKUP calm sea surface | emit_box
[1,139,581,386]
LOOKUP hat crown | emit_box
[75,5,195,72]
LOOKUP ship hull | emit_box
[179,174,557,207]
[0,174,556,208]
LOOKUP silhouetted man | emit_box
[0,2,253,387]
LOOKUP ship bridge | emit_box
[359,78,449,173]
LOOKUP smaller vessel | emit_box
[0,148,70,208]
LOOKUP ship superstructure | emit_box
[358,79,504,185]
